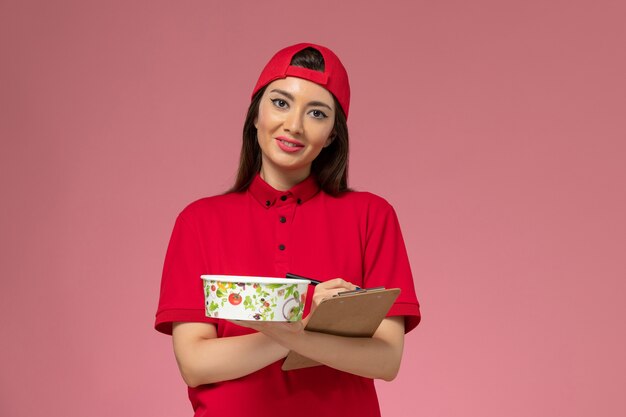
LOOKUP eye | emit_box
[309,109,328,119]
[270,98,289,109]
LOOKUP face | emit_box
[254,76,335,186]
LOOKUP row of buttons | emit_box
[268,196,299,252]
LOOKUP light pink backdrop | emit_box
[1,1,624,416]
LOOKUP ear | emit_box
[253,115,258,129]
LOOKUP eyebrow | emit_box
[269,88,334,111]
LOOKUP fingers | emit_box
[316,278,359,291]
[311,277,360,309]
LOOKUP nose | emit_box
[283,110,303,135]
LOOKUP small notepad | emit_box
[282,287,401,371]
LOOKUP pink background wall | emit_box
[1,0,624,416]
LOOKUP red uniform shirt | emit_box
[155,174,420,417]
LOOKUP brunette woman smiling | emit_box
[155,43,420,417]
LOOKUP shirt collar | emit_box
[248,173,320,208]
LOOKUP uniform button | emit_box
[278,244,285,250]
[280,195,287,201]
[279,216,286,223]
[297,198,302,204]
[265,200,271,206]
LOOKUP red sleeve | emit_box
[155,211,219,335]
[362,196,421,333]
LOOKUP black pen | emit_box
[286,272,364,290]
[285,272,322,285]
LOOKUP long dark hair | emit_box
[228,47,350,195]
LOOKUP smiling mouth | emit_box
[275,136,305,149]
[279,139,302,148]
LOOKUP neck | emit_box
[259,163,310,191]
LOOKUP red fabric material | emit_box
[251,42,351,118]
[155,174,420,416]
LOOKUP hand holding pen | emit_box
[285,272,361,312]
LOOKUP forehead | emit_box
[265,77,335,107]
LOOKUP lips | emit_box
[275,136,304,153]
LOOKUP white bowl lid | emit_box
[200,274,310,285]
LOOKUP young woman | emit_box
[155,43,421,417]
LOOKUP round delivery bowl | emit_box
[201,275,310,322]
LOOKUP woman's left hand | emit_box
[309,277,359,315]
